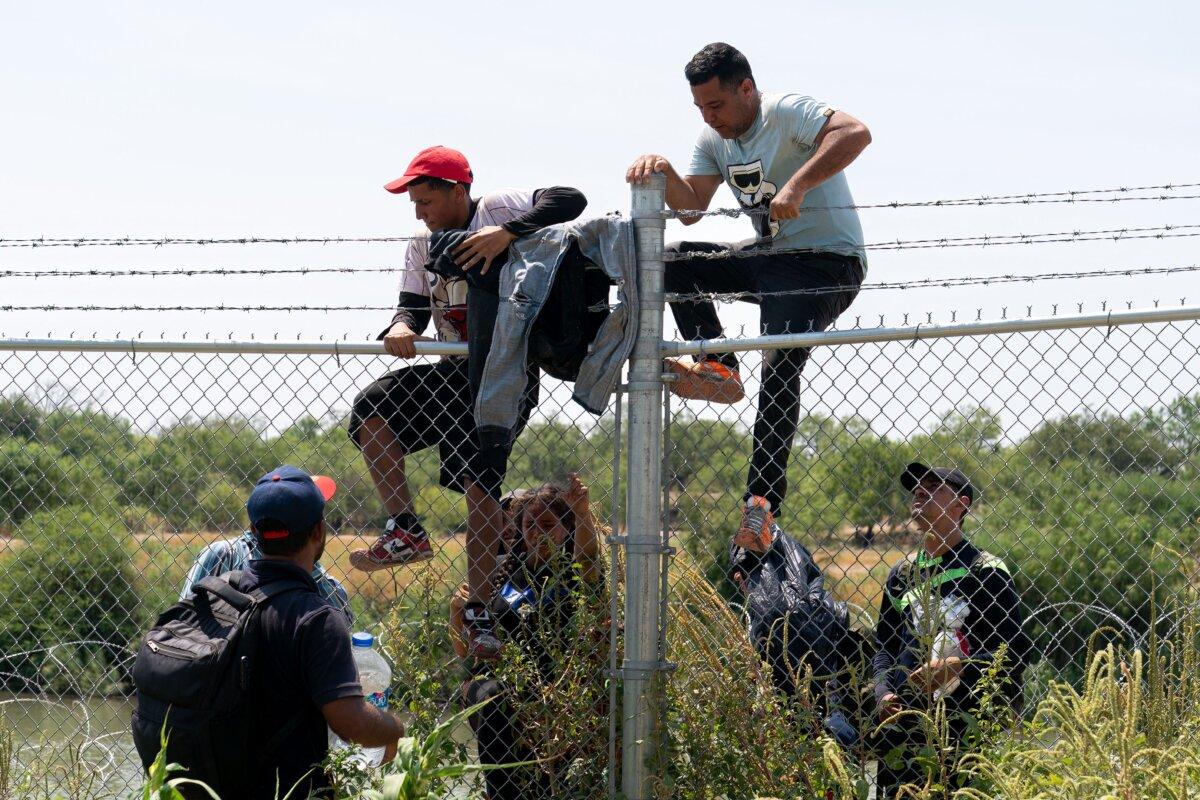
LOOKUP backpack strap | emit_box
[194,572,314,612]
[194,573,256,611]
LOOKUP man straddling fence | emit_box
[626,42,869,547]
[871,463,1030,798]
[347,145,586,653]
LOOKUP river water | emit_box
[0,693,477,799]
[0,692,142,797]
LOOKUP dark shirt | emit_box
[872,537,1030,709]
[489,555,581,680]
[235,559,362,800]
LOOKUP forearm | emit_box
[502,186,588,237]
[786,126,871,196]
[354,705,404,747]
[575,513,602,583]
[326,698,404,747]
[662,164,706,218]
[380,291,432,339]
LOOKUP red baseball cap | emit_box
[384,146,474,194]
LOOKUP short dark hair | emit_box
[254,517,319,557]
[685,42,755,89]
[408,175,471,194]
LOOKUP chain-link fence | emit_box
[2,179,1200,798]
[655,309,1200,798]
[0,341,622,798]
[1,311,1198,799]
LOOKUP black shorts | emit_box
[348,358,537,498]
[348,358,476,493]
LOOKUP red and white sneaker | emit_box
[733,496,775,553]
[349,516,434,572]
[664,357,745,404]
[463,604,502,661]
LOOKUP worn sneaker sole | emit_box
[732,528,773,553]
[665,358,746,404]
[348,546,435,572]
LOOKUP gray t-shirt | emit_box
[688,92,866,265]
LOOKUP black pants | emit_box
[463,678,548,800]
[872,700,971,799]
[665,241,863,514]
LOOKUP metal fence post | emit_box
[622,173,668,800]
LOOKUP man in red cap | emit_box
[347,146,586,653]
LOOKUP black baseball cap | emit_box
[246,465,336,541]
[900,462,975,503]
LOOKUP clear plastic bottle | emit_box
[328,631,393,767]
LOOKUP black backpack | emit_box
[130,571,310,798]
[733,531,859,698]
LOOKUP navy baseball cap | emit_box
[246,465,337,541]
[900,462,975,503]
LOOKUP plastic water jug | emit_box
[328,631,393,767]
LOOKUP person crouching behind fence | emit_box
[449,476,605,800]
[870,464,1031,799]
[178,475,352,624]
[729,519,871,748]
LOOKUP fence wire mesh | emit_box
[0,307,1198,798]
[657,313,1200,798]
[0,347,620,799]
[2,309,1197,798]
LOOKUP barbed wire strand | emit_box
[663,224,1200,259]
[4,264,1196,313]
[667,264,1200,303]
[668,181,1200,218]
[6,224,1198,278]
[2,299,1192,342]
[0,235,425,249]
[4,182,1197,247]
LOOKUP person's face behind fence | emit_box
[521,499,571,568]
[690,76,758,140]
[910,476,970,532]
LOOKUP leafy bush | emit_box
[0,439,68,526]
[0,395,42,440]
[0,506,142,693]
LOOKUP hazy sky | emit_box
[2,0,1197,343]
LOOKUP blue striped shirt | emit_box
[179,531,353,624]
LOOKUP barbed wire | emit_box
[0,235,424,249]
[666,264,1200,303]
[664,224,1200,260]
[6,183,1197,247]
[667,181,1200,218]
[0,266,403,278]
[7,224,1198,279]
[2,299,1193,342]
[0,303,404,312]
[4,264,1195,313]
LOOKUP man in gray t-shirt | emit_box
[627,42,871,548]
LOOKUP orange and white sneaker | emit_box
[733,496,775,553]
[664,357,745,404]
